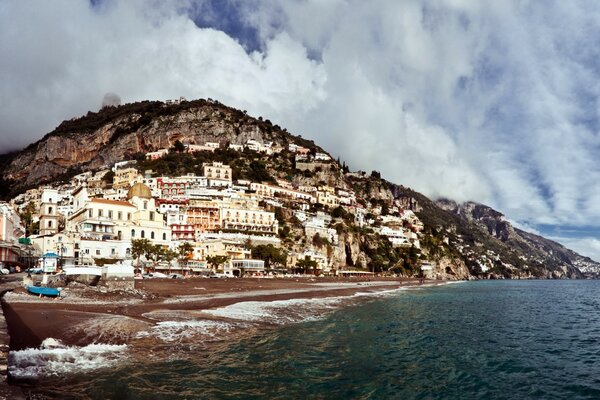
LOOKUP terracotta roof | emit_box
[90,198,135,207]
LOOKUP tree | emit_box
[19,201,38,237]
[131,238,152,271]
[161,248,178,274]
[178,242,194,273]
[312,233,330,249]
[207,255,229,272]
[296,257,318,274]
[331,206,350,220]
[251,244,287,269]
[171,140,186,153]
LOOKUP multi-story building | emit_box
[316,186,340,207]
[220,207,278,235]
[0,203,24,244]
[66,183,171,262]
[185,200,222,232]
[203,162,232,186]
[39,189,61,236]
[87,170,111,190]
[113,167,142,190]
[250,183,315,203]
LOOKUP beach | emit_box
[3,276,433,351]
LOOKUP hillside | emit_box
[1,99,323,195]
[3,98,599,279]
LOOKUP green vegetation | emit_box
[295,256,318,274]
[207,255,229,271]
[250,244,287,269]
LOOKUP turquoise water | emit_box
[23,281,600,399]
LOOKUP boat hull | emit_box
[27,286,61,297]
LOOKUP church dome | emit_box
[127,183,152,200]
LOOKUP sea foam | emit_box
[9,338,127,380]
[202,296,348,324]
[136,319,237,343]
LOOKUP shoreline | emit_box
[4,277,440,350]
[2,276,455,393]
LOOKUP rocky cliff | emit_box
[3,99,322,192]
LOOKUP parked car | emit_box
[209,273,229,279]
[26,267,44,275]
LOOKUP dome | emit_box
[127,183,152,200]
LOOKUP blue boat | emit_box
[27,286,61,297]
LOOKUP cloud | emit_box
[3,1,600,258]
[0,0,325,150]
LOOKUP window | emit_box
[117,231,122,240]
[143,201,148,210]
[48,206,53,214]
[98,209,103,217]
[127,213,132,220]
[111,248,116,255]
[151,232,155,239]
[141,230,145,238]
[163,233,167,240]
[85,249,90,254]
[96,249,101,256]
[150,212,155,221]
[48,221,53,228]
[108,211,113,219]
[118,211,122,220]
[126,248,131,255]
[88,209,93,218]
[131,229,135,238]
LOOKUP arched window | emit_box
[151,231,155,239]
[131,229,135,238]
[141,230,145,238]
[163,233,167,240]
[48,206,53,214]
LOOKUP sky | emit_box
[2,0,600,260]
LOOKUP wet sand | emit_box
[3,276,436,351]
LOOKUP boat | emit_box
[27,286,61,297]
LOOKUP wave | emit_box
[9,338,128,380]
[135,319,238,343]
[203,295,354,324]
[200,284,449,323]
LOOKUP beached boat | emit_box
[27,286,61,297]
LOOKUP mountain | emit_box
[3,98,598,279]
[1,99,324,194]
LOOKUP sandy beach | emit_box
[3,276,438,351]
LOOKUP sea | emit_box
[11,280,600,399]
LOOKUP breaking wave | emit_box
[136,319,238,343]
[9,338,127,380]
